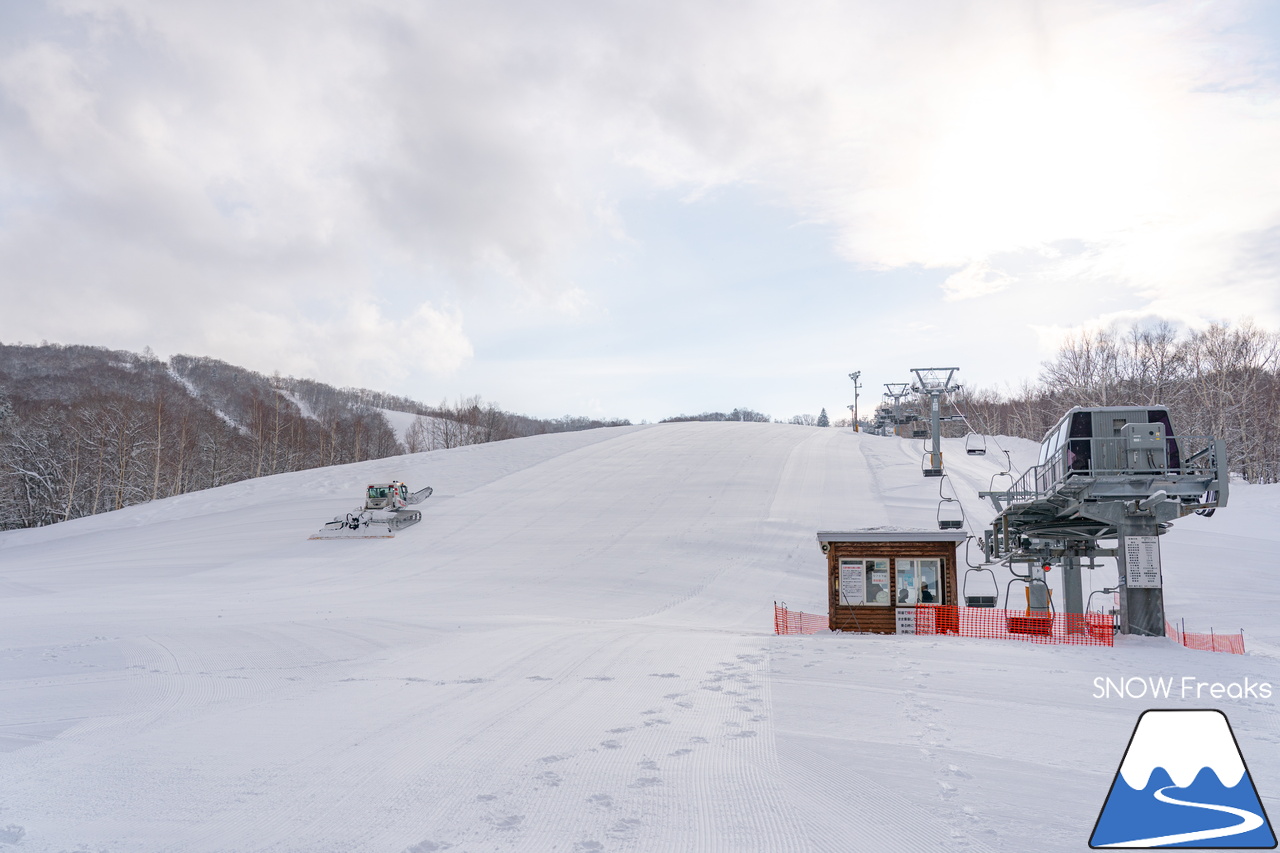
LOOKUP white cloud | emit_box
[942,261,1015,301]
[0,0,1277,405]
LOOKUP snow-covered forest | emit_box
[957,321,1280,483]
[0,344,628,530]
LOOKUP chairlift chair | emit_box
[962,566,999,608]
[964,433,987,455]
[937,500,964,530]
[936,475,964,529]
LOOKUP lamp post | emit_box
[849,371,861,432]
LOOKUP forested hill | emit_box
[0,343,628,530]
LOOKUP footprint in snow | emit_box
[608,818,643,837]
[484,814,524,830]
[629,776,662,788]
[403,840,452,852]
[668,748,693,757]
[638,759,659,770]
[537,770,562,786]
[607,726,633,734]
[526,675,552,681]
[539,753,572,764]
[587,793,613,807]
[730,730,758,739]
[574,842,605,852]
[584,676,614,681]
[649,672,680,678]
[600,739,622,750]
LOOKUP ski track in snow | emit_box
[0,422,1277,852]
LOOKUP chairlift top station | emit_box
[847,366,1229,638]
[978,404,1227,636]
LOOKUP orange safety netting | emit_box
[774,602,829,635]
[912,606,1115,647]
[1166,619,1245,654]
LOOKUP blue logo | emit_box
[1091,709,1276,848]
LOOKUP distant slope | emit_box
[0,342,628,532]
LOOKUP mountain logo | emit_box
[1090,709,1276,848]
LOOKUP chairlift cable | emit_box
[947,398,1024,479]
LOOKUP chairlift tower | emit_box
[910,368,961,477]
[979,406,1229,637]
[883,383,912,436]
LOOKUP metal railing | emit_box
[995,435,1223,503]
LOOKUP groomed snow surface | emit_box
[1,422,1277,852]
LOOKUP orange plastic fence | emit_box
[913,606,1115,647]
[1165,619,1245,654]
[773,605,1243,654]
[773,602,829,635]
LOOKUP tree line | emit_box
[0,343,628,530]
[953,321,1280,483]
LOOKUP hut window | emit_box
[838,558,891,606]
[895,558,942,605]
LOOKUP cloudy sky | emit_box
[2,0,1278,422]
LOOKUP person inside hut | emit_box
[897,586,910,604]
[920,582,935,603]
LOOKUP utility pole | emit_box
[849,371,861,432]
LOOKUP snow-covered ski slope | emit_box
[1,422,1277,853]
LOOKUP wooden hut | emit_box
[817,529,966,634]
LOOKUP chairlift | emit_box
[937,500,964,530]
[962,565,998,608]
[922,452,943,477]
[964,433,987,455]
[937,475,964,529]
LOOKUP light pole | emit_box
[849,371,861,432]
